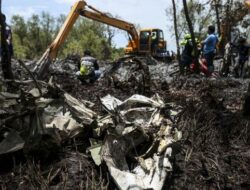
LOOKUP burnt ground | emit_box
[51,69,250,189]
[168,77,250,190]
[0,58,250,189]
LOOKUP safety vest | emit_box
[80,56,95,75]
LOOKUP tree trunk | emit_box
[182,0,199,73]
[214,0,221,36]
[106,25,114,47]
[225,0,233,43]
[0,0,14,79]
[214,0,224,55]
[171,0,182,74]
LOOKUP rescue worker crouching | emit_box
[76,50,101,83]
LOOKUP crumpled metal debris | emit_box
[107,57,173,90]
[0,129,25,155]
[87,138,102,166]
[1,71,182,190]
[45,110,83,138]
[0,92,20,108]
[64,93,97,125]
[41,93,97,138]
[0,79,97,156]
[99,94,182,190]
[49,59,79,75]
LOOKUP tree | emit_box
[171,0,182,73]
[55,14,66,34]
[40,12,55,50]
[213,0,221,36]
[59,18,113,60]
[9,13,123,60]
[182,0,199,73]
[26,14,42,58]
[219,0,249,45]
[166,0,213,43]
[106,25,115,47]
[11,15,29,59]
[103,13,121,48]
[11,15,27,45]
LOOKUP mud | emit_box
[1,57,250,189]
[169,77,250,189]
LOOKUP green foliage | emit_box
[11,15,27,45]
[167,0,249,47]
[40,12,55,49]
[166,0,214,43]
[10,13,123,60]
[12,33,29,59]
[110,47,124,60]
[27,15,43,57]
[178,0,213,39]
[60,19,105,59]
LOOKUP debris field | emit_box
[0,56,250,190]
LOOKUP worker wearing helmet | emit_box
[76,50,100,83]
[180,34,194,74]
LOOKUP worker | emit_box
[76,50,100,83]
[234,37,250,78]
[151,31,157,52]
[0,14,13,58]
[201,25,218,75]
[180,34,193,74]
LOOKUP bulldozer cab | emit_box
[139,29,166,55]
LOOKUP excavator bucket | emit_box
[33,48,52,79]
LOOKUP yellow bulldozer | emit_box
[34,0,169,79]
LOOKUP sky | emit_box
[2,0,176,51]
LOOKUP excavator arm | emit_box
[80,5,139,49]
[49,1,85,59]
[33,1,85,78]
[245,0,250,8]
[34,0,139,79]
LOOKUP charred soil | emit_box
[1,58,250,189]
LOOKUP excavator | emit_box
[33,0,169,79]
